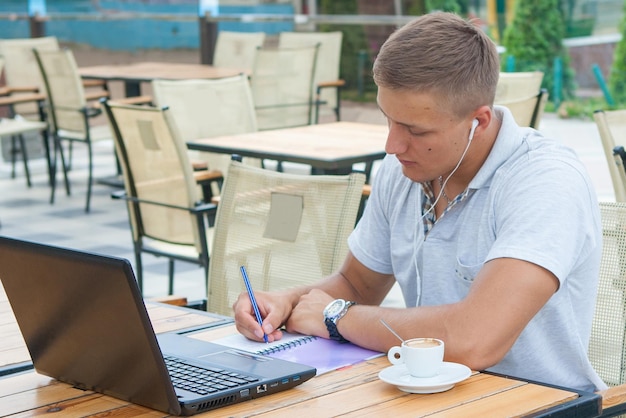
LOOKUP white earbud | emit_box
[468,119,479,142]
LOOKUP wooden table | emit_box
[187,121,389,181]
[0,281,231,376]
[0,316,602,417]
[79,61,246,97]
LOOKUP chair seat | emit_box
[0,118,46,136]
[142,227,214,260]
[58,124,112,142]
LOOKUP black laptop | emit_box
[0,237,315,415]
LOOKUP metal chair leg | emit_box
[168,259,175,295]
[18,135,32,188]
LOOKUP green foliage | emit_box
[609,0,626,106]
[319,0,470,96]
[426,0,461,13]
[405,0,427,15]
[502,0,577,103]
[319,0,370,91]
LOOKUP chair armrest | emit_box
[598,384,626,416]
[316,79,346,99]
[111,190,218,215]
[194,169,223,184]
[113,95,153,106]
[92,95,152,109]
[194,169,224,204]
[85,90,111,102]
[317,79,346,90]
[0,85,40,96]
[191,159,208,171]
[0,92,46,107]
[361,184,371,197]
[82,79,107,89]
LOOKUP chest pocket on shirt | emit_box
[454,261,481,284]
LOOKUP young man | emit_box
[233,12,606,392]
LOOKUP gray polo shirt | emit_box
[349,106,606,392]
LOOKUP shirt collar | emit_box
[467,105,530,191]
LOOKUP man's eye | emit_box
[408,129,425,137]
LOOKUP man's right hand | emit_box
[232,289,294,342]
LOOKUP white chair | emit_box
[0,36,59,117]
[103,100,217,296]
[250,45,320,131]
[586,202,626,416]
[213,31,265,74]
[33,48,112,212]
[495,71,546,129]
[0,37,59,185]
[207,157,365,316]
[590,202,626,387]
[278,31,344,122]
[152,74,261,197]
[0,115,48,187]
[594,109,626,202]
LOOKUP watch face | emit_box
[325,299,345,318]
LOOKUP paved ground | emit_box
[0,46,614,310]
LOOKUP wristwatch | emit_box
[323,299,356,343]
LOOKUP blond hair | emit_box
[373,12,500,117]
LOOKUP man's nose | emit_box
[385,124,407,155]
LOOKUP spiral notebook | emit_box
[194,331,383,375]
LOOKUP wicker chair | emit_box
[495,71,547,129]
[206,157,365,316]
[594,109,626,202]
[33,48,112,212]
[103,100,218,296]
[250,45,320,131]
[278,31,344,123]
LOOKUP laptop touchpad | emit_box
[201,350,271,367]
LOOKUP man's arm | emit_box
[287,256,559,372]
[232,251,396,342]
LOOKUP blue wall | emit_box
[0,1,294,51]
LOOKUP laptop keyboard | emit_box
[164,356,260,395]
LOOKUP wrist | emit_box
[323,299,356,342]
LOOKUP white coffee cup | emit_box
[387,337,444,378]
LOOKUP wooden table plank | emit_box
[187,121,388,172]
[426,383,578,417]
[79,62,246,83]
[147,305,228,334]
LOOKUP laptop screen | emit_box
[0,237,316,416]
[0,237,181,414]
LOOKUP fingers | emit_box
[233,291,288,342]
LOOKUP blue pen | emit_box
[240,266,269,343]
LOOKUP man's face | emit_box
[377,86,471,183]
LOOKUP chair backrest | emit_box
[594,109,626,202]
[499,88,549,129]
[207,159,366,316]
[590,201,626,386]
[152,74,260,178]
[213,31,265,73]
[33,48,87,134]
[103,101,204,253]
[0,36,59,115]
[278,31,343,119]
[495,71,546,128]
[250,45,319,131]
[495,71,544,102]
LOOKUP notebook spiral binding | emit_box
[256,335,317,356]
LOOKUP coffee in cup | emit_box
[387,337,444,378]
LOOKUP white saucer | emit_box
[378,362,472,394]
